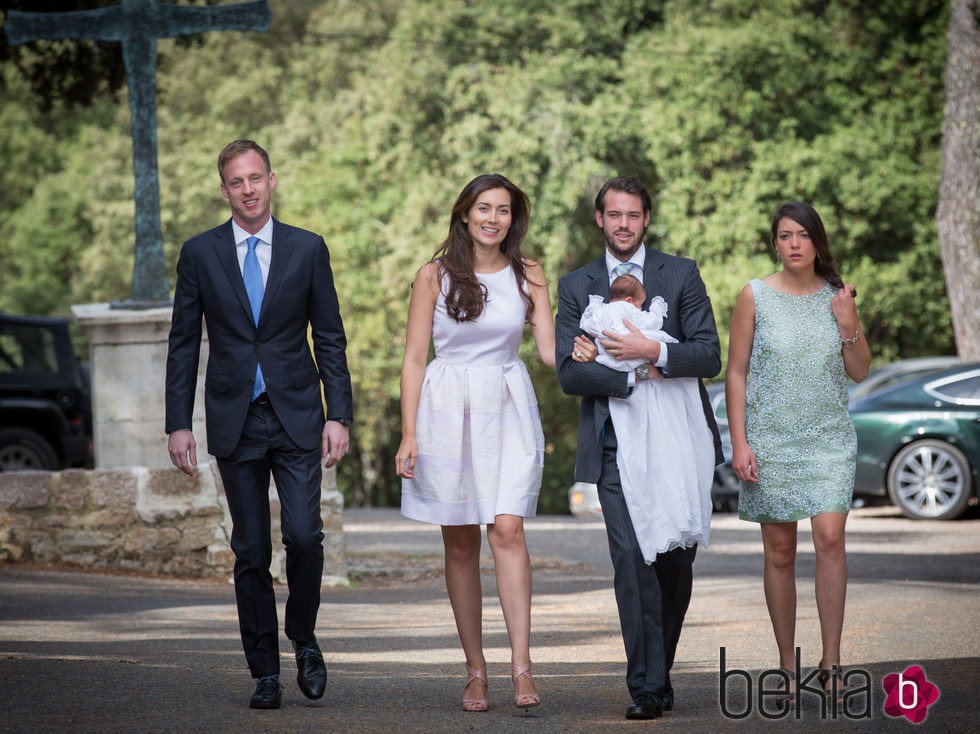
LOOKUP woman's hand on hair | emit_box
[831,282,859,333]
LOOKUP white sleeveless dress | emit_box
[400,266,544,525]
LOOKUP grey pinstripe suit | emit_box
[556,245,722,702]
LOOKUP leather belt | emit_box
[254,392,270,405]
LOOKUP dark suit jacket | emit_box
[556,247,723,482]
[165,218,353,458]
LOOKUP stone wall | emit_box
[30,302,350,584]
[0,465,348,584]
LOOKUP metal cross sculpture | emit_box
[5,0,271,307]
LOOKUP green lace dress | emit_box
[738,279,855,523]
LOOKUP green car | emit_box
[850,363,980,520]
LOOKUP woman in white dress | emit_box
[396,174,557,712]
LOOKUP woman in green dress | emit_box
[725,202,870,704]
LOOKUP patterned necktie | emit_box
[611,261,640,280]
[243,236,265,400]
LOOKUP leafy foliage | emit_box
[0,0,957,511]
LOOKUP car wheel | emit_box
[886,439,973,520]
[0,428,60,471]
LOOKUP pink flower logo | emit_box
[883,665,940,724]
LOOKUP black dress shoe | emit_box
[294,642,327,700]
[249,675,282,709]
[626,692,664,720]
[662,677,673,711]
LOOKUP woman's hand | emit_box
[831,281,871,381]
[830,282,859,334]
[395,437,418,478]
[572,335,598,363]
[731,442,758,484]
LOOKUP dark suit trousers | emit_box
[597,422,697,701]
[216,400,324,678]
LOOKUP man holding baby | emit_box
[555,175,723,720]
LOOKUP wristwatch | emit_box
[330,417,352,427]
[634,364,650,382]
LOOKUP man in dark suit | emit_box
[165,139,353,709]
[556,176,722,720]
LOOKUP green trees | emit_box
[0,0,957,509]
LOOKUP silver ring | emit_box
[574,351,582,359]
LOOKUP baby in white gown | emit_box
[580,274,677,370]
[579,275,714,563]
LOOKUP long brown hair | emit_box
[432,174,533,322]
[771,202,845,290]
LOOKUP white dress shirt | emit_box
[232,218,274,287]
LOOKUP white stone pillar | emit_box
[71,303,193,469]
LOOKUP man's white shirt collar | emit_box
[605,245,645,282]
[232,218,274,248]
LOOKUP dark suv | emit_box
[0,313,93,471]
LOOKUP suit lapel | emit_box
[641,246,667,308]
[261,218,294,324]
[588,248,665,303]
[213,220,254,323]
[584,256,609,300]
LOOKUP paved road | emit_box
[1,505,978,733]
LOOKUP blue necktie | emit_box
[243,236,265,400]
[611,261,640,280]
